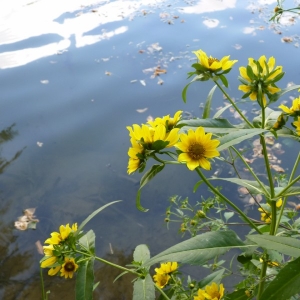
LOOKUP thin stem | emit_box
[257,258,268,300]
[230,146,270,197]
[195,168,262,234]
[40,267,47,300]
[275,151,300,232]
[214,80,253,128]
[152,154,180,165]
[75,250,140,276]
[154,285,171,300]
[275,174,300,198]
[269,201,277,235]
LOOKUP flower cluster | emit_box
[40,223,79,279]
[127,111,221,173]
[126,111,182,174]
[238,55,284,107]
[190,49,237,82]
[258,198,282,223]
[194,282,225,300]
[153,262,178,288]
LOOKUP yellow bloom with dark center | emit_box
[193,49,237,72]
[176,127,220,171]
[194,282,225,300]
[279,97,300,116]
[153,273,170,288]
[238,55,283,107]
[60,257,79,279]
[155,262,178,275]
[293,117,300,135]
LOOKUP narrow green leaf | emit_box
[217,128,267,151]
[219,74,228,88]
[202,85,217,119]
[198,269,225,288]
[182,82,193,103]
[261,256,300,300]
[143,230,245,267]
[79,230,96,255]
[246,235,300,257]
[136,190,148,212]
[133,274,155,300]
[213,103,233,118]
[77,201,122,234]
[275,186,300,198]
[140,164,165,190]
[210,178,269,196]
[76,258,95,300]
[133,244,151,263]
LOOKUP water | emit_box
[0,0,299,298]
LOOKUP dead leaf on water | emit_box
[270,164,285,172]
[281,36,293,43]
[35,240,44,255]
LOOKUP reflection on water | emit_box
[0,0,299,298]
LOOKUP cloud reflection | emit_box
[0,0,163,69]
[180,0,236,14]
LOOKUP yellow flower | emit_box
[279,97,300,116]
[148,110,183,130]
[155,262,178,275]
[41,255,58,268]
[195,283,225,300]
[48,265,62,276]
[44,223,77,245]
[258,199,282,223]
[238,55,283,107]
[60,257,79,279]
[127,138,144,174]
[43,244,54,256]
[293,117,300,135]
[153,273,170,288]
[193,49,237,72]
[176,127,220,171]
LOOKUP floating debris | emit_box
[136,108,148,113]
[140,80,146,86]
[14,208,39,230]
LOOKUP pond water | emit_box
[0,0,300,299]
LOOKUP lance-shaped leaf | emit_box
[76,258,95,300]
[133,274,155,300]
[143,230,245,267]
[246,235,300,257]
[136,164,165,212]
[275,186,300,198]
[79,230,96,254]
[202,85,217,119]
[261,256,300,300]
[225,288,249,300]
[209,178,269,196]
[198,269,225,288]
[217,128,267,151]
[133,244,151,264]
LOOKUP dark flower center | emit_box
[188,143,205,159]
[208,57,219,66]
[64,261,76,272]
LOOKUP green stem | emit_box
[257,257,268,300]
[275,151,300,232]
[154,285,171,300]
[269,201,277,236]
[230,146,270,197]
[75,250,140,276]
[213,80,253,128]
[275,174,300,198]
[195,168,262,234]
[152,154,180,165]
[40,267,47,300]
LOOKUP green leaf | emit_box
[217,128,267,151]
[209,178,269,196]
[143,230,245,267]
[198,269,225,288]
[79,230,96,255]
[133,244,151,263]
[261,256,300,300]
[225,288,249,300]
[275,186,300,198]
[136,190,148,212]
[76,201,122,234]
[246,235,300,257]
[182,82,193,103]
[219,74,228,88]
[133,274,155,300]
[76,258,95,300]
[270,84,300,102]
[140,164,165,190]
[202,85,217,119]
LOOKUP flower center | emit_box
[188,143,205,159]
[208,57,219,66]
[64,261,76,272]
